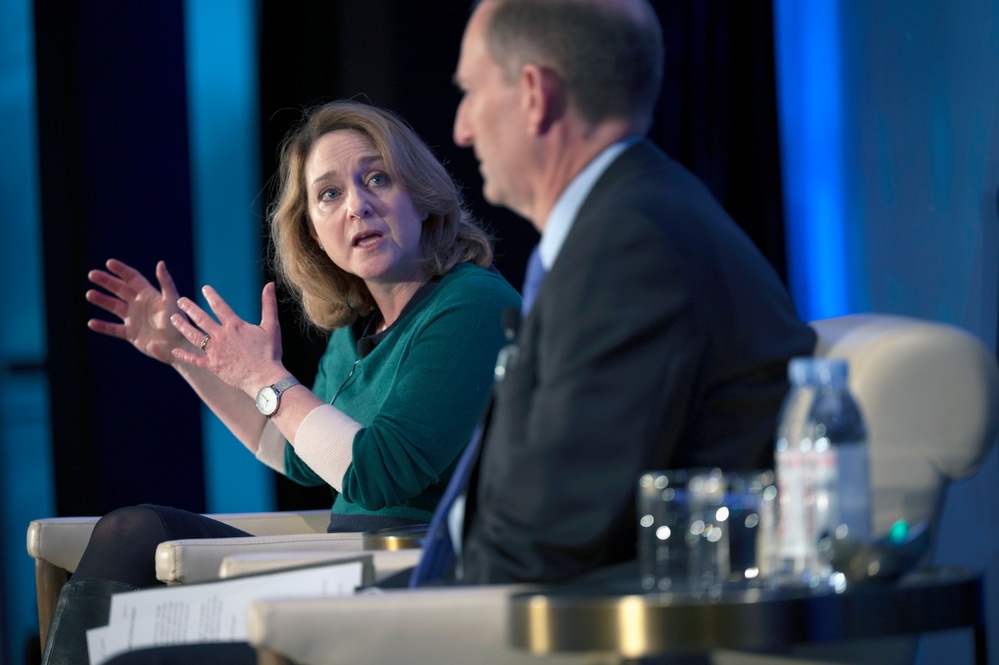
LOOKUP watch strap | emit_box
[271,376,301,395]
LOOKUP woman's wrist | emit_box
[245,364,294,398]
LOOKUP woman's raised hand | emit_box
[86,259,190,365]
[170,282,285,397]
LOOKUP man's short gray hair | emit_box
[484,0,664,131]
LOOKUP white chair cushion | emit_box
[219,548,423,584]
[156,532,365,585]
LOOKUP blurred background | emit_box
[1,1,996,664]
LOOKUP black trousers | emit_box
[102,642,256,665]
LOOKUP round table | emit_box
[361,523,427,551]
[509,568,985,662]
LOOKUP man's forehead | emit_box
[456,7,497,81]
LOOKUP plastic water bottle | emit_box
[774,357,871,588]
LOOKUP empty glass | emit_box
[638,468,777,597]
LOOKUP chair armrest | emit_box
[245,584,612,665]
[156,532,366,585]
[207,509,331,536]
[26,509,331,574]
[220,548,423,584]
[26,517,100,572]
[27,509,333,651]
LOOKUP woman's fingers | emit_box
[87,269,136,302]
[85,288,129,320]
[103,259,147,291]
[155,260,180,302]
[104,258,141,281]
[88,258,160,304]
[175,287,247,334]
[199,285,239,324]
[86,318,127,340]
[173,298,215,340]
[169,307,210,367]
[260,282,279,331]
[170,284,283,393]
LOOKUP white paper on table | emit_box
[86,555,371,665]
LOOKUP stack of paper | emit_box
[86,555,371,665]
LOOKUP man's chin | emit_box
[481,183,504,208]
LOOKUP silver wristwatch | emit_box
[255,376,301,417]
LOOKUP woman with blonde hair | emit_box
[42,100,520,664]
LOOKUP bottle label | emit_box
[810,446,837,543]
[775,448,808,560]
[776,444,830,584]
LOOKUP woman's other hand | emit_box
[86,259,189,365]
[170,282,285,396]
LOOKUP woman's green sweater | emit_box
[284,263,521,523]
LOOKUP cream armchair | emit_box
[244,314,999,665]
[25,508,357,647]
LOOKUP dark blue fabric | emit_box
[407,425,483,587]
[102,642,256,665]
[326,513,427,533]
[520,244,547,314]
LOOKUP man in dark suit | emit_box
[451,0,817,584]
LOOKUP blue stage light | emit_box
[185,0,273,512]
[774,0,851,321]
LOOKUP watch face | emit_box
[256,386,278,416]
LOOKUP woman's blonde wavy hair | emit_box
[269,100,493,331]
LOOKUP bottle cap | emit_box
[815,358,848,385]
[787,357,848,386]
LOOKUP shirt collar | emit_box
[537,136,641,270]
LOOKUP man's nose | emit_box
[453,98,472,147]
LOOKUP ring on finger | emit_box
[200,334,210,351]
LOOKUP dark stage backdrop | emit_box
[35,2,204,516]
[36,1,786,515]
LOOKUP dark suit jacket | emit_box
[460,139,817,584]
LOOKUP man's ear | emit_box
[520,63,566,135]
